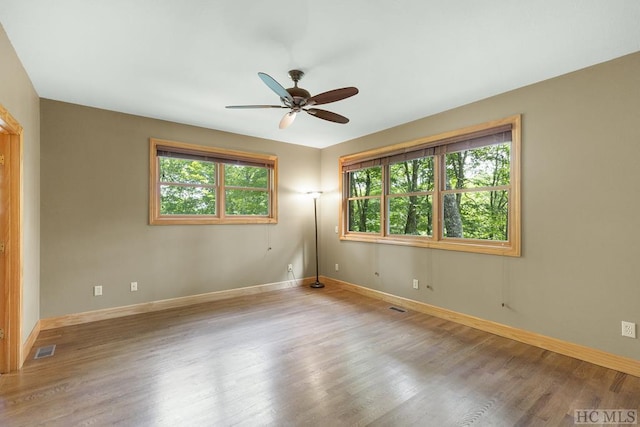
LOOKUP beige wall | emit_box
[7,12,640,362]
[0,24,41,343]
[40,100,321,318]
[320,52,640,360]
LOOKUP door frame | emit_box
[0,103,23,373]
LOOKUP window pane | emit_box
[160,185,216,215]
[443,190,509,241]
[389,195,432,236]
[445,142,510,190]
[348,199,380,233]
[348,167,382,197]
[159,157,215,185]
[389,157,434,193]
[225,164,268,188]
[225,189,269,216]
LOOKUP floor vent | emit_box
[34,345,56,359]
[389,306,407,313]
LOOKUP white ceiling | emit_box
[1,1,639,148]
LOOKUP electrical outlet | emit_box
[93,285,102,296]
[130,281,138,292]
[412,279,419,289]
[287,264,293,272]
[335,264,339,271]
[622,321,636,338]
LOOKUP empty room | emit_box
[1,1,639,426]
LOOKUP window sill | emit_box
[150,216,277,225]
[340,233,520,257]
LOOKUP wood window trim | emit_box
[149,138,278,225]
[339,115,521,257]
[0,104,23,372]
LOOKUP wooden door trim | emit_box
[0,103,23,372]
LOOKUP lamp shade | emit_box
[279,111,297,129]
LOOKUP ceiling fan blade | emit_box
[305,108,349,124]
[279,111,297,129]
[307,87,359,106]
[258,72,293,103]
[226,105,286,109]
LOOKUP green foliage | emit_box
[444,143,511,240]
[348,167,382,232]
[389,157,434,193]
[457,190,508,240]
[158,157,270,217]
[389,157,434,235]
[348,199,381,232]
[159,157,216,215]
[349,167,382,197]
[446,143,510,189]
[346,142,511,241]
[160,157,215,185]
[224,164,269,216]
[224,164,268,188]
[161,185,216,215]
[225,189,269,215]
[388,195,432,235]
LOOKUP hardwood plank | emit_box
[1,286,639,426]
[40,278,310,330]
[326,277,640,377]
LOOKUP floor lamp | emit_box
[308,191,324,288]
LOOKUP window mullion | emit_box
[218,162,224,219]
[159,182,216,189]
[154,157,161,221]
[343,172,348,234]
[433,154,443,242]
[268,168,273,217]
[383,164,389,237]
[441,184,511,194]
[226,185,268,192]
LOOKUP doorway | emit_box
[0,104,23,373]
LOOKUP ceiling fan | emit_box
[226,70,359,129]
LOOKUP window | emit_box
[150,138,277,225]
[339,115,520,256]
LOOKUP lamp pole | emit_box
[308,192,324,288]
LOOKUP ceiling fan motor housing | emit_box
[286,70,311,106]
[286,87,310,101]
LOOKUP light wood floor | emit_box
[1,286,639,426]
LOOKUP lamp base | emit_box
[310,281,324,289]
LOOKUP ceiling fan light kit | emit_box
[279,111,297,129]
[226,69,359,129]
